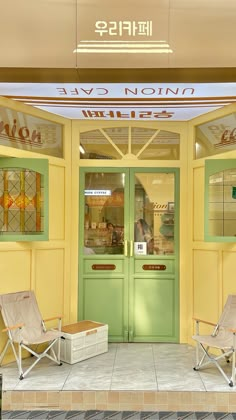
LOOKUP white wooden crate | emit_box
[60,320,108,364]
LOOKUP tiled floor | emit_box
[0,343,235,393]
[2,343,236,414]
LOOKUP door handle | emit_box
[129,329,134,341]
[124,240,128,256]
[124,329,129,342]
[130,240,133,257]
[124,240,133,257]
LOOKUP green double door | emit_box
[79,167,179,342]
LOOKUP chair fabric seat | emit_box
[15,329,62,345]
[192,334,233,350]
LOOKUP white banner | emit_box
[0,82,235,121]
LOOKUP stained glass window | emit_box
[0,159,48,241]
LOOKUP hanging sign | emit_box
[1,82,236,121]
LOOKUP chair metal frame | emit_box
[0,291,63,379]
[192,295,236,387]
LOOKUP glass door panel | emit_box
[84,172,125,255]
[134,173,175,256]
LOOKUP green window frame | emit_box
[205,159,236,242]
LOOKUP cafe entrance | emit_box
[78,166,179,342]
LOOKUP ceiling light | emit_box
[73,40,173,54]
[79,145,85,154]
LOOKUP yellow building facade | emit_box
[1,95,236,362]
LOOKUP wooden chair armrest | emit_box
[193,317,216,327]
[43,315,63,322]
[2,323,24,333]
[229,328,236,333]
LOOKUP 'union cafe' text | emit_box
[56,87,195,96]
[0,119,42,146]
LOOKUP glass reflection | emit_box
[208,169,236,237]
[84,172,124,255]
[134,173,175,255]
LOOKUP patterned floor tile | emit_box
[3,413,236,420]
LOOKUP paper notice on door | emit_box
[134,242,147,255]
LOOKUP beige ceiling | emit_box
[0,0,236,121]
[0,0,236,71]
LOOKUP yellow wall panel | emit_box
[193,167,204,242]
[35,249,64,322]
[49,165,65,240]
[222,251,236,302]
[193,249,219,324]
[0,98,71,362]
[0,250,31,293]
[0,250,31,361]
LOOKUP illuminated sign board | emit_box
[0,83,236,121]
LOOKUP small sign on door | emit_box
[134,242,147,255]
